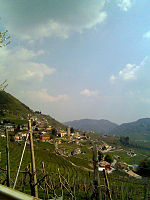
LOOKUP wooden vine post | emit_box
[93,144,101,200]
[42,162,49,199]
[103,169,112,200]
[5,128,10,187]
[28,119,38,198]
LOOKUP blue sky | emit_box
[0,0,150,124]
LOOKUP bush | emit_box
[98,151,103,161]
[104,154,113,164]
[137,158,150,177]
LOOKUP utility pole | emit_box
[28,120,38,198]
[93,144,101,200]
[5,128,10,187]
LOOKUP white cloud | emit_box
[80,89,99,97]
[110,58,147,83]
[116,0,134,11]
[0,0,107,41]
[119,63,140,80]
[22,89,69,103]
[110,75,117,83]
[143,31,150,39]
[0,47,55,83]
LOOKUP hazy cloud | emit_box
[110,75,117,83]
[23,88,69,103]
[116,0,134,11]
[80,89,99,97]
[110,57,148,83]
[0,47,55,83]
[119,63,140,80]
[143,31,150,39]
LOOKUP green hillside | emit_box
[0,91,32,122]
[0,91,67,129]
[110,118,150,141]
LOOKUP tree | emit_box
[0,30,10,47]
[51,128,57,136]
[104,154,113,164]
[32,121,37,126]
[98,151,103,161]
[70,127,74,133]
[137,158,150,177]
[0,110,5,116]
[120,136,129,146]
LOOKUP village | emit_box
[0,112,141,180]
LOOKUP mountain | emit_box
[0,91,66,128]
[64,119,118,133]
[109,118,150,140]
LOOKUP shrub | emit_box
[104,154,113,164]
[137,158,150,177]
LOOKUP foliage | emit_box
[70,127,74,133]
[120,136,129,146]
[98,151,103,161]
[104,154,113,163]
[51,128,57,136]
[137,158,150,177]
[0,30,10,47]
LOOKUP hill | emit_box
[110,118,150,140]
[0,91,32,122]
[64,119,118,133]
[0,90,66,129]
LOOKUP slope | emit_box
[110,118,150,140]
[0,91,32,122]
[64,119,118,133]
[0,91,67,129]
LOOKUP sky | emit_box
[0,0,150,124]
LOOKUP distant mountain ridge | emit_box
[109,118,150,140]
[65,118,150,141]
[64,119,118,133]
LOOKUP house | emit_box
[0,134,6,137]
[73,148,81,155]
[57,130,67,137]
[5,124,14,129]
[99,161,111,170]
[22,124,28,131]
[126,149,136,157]
[30,116,37,121]
[55,139,61,145]
[56,149,64,155]
[40,135,50,142]
[46,126,52,131]
[127,170,142,179]
[64,150,71,157]
[14,134,23,141]
[41,131,47,135]
[22,132,28,137]
[117,161,128,170]
[98,167,105,172]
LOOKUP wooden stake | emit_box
[42,162,49,199]
[93,144,101,200]
[103,169,112,200]
[5,129,10,187]
[58,168,63,198]
[28,120,38,198]
[67,172,69,184]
